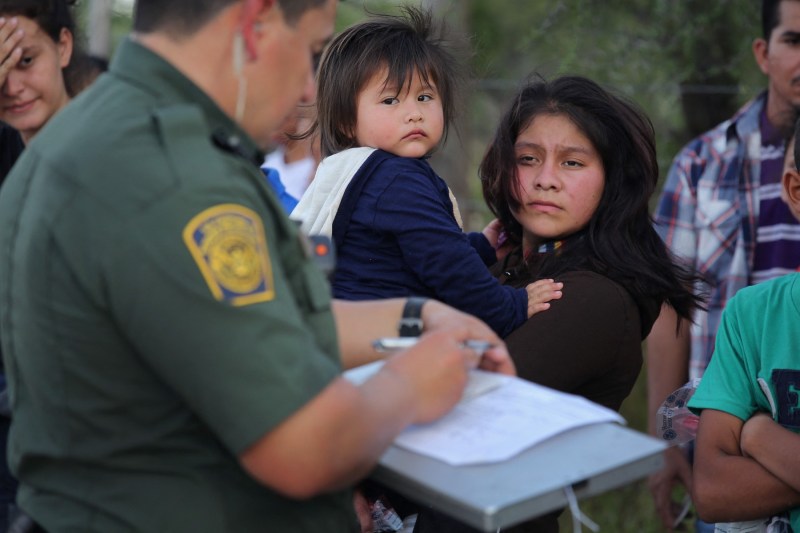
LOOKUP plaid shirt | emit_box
[654,94,764,380]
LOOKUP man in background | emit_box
[647,0,800,530]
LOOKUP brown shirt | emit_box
[414,248,660,533]
[494,251,658,411]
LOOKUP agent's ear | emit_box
[240,0,276,61]
[782,168,800,221]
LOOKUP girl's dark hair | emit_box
[480,75,703,321]
[315,6,465,157]
[0,0,80,95]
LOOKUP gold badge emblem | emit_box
[183,204,275,306]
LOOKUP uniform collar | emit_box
[110,38,263,166]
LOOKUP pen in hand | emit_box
[372,337,494,357]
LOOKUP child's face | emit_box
[354,67,444,158]
[781,134,800,221]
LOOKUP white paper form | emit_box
[343,362,624,466]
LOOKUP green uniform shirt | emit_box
[0,39,355,532]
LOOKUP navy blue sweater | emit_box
[329,150,527,337]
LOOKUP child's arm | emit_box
[740,412,800,492]
[692,408,800,523]
[525,279,563,317]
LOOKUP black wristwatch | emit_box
[398,297,427,337]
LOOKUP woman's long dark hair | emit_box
[481,75,703,321]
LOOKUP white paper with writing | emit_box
[343,361,624,465]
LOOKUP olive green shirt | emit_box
[0,39,355,532]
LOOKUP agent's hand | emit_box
[0,17,24,87]
[647,445,693,530]
[524,279,563,317]
[381,329,473,424]
[418,299,514,376]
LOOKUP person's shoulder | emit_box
[34,83,235,216]
[729,273,800,309]
[555,270,637,312]
[559,270,627,290]
[676,93,764,155]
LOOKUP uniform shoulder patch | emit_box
[183,204,275,306]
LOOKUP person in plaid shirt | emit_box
[647,0,800,530]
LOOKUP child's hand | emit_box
[482,218,503,247]
[525,278,563,317]
[482,218,514,261]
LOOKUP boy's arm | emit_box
[692,408,800,523]
[740,412,800,492]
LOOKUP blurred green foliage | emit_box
[465,0,762,175]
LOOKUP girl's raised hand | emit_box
[0,17,23,87]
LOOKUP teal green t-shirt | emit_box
[689,273,800,530]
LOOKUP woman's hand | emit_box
[482,218,515,261]
[0,17,24,88]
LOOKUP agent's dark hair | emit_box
[0,0,80,95]
[133,0,328,35]
[480,75,703,322]
[315,6,464,157]
[762,0,791,41]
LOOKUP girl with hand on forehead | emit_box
[0,0,76,145]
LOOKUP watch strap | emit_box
[399,297,427,337]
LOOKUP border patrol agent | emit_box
[0,1,512,531]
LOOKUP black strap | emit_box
[399,297,427,337]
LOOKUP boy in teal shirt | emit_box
[688,119,800,531]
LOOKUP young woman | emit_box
[0,0,76,144]
[414,75,704,533]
